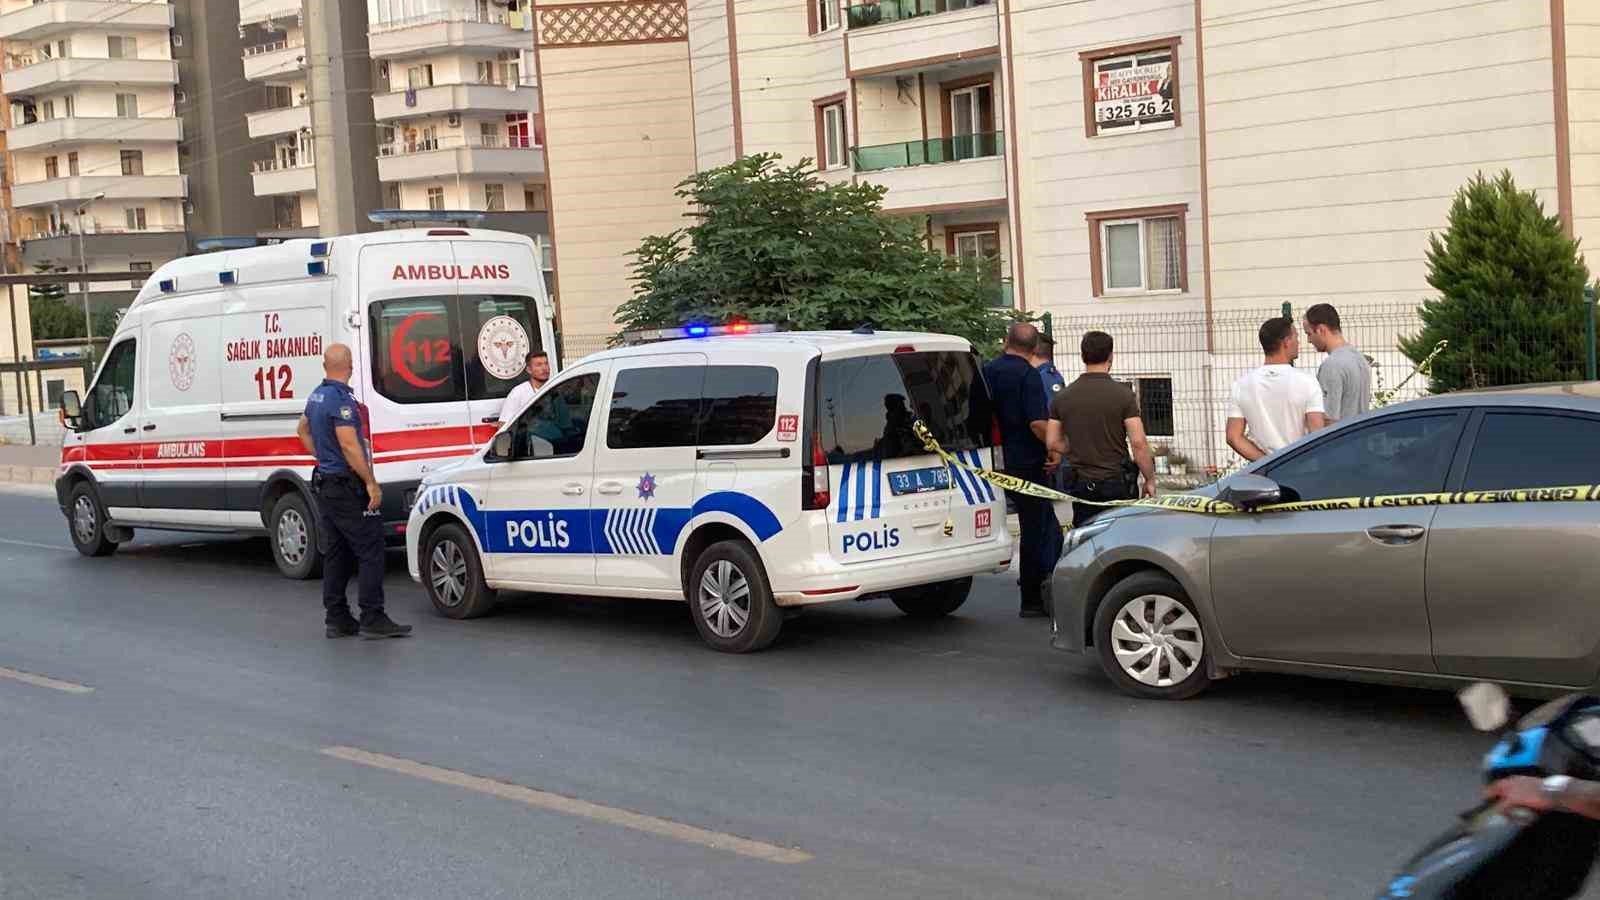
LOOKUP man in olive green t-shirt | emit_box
[1045,331,1158,528]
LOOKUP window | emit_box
[484,183,505,211]
[506,373,600,460]
[1114,376,1173,438]
[817,0,840,31]
[943,79,997,160]
[41,100,54,120]
[63,95,73,117]
[1266,414,1462,503]
[406,64,433,89]
[426,187,445,210]
[949,227,1000,262]
[120,150,144,176]
[819,351,992,463]
[44,156,58,179]
[384,183,401,209]
[125,207,146,231]
[87,339,137,430]
[115,93,138,118]
[459,294,542,401]
[107,36,135,59]
[480,122,499,146]
[699,366,779,445]
[1086,204,1187,296]
[67,152,79,177]
[605,365,780,449]
[370,295,543,405]
[1081,38,1179,137]
[535,235,553,270]
[476,60,497,84]
[128,261,152,288]
[814,96,847,170]
[274,196,301,229]
[524,183,547,211]
[1464,412,1600,490]
[506,112,530,148]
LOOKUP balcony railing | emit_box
[846,0,990,28]
[852,131,1003,171]
[243,38,304,57]
[379,133,539,156]
[369,8,510,34]
[252,157,314,173]
[22,223,184,241]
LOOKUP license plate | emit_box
[888,466,951,496]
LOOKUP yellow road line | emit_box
[321,746,813,864]
[0,665,93,694]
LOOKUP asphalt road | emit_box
[0,487,1560,899]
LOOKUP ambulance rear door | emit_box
[451,237,555,438]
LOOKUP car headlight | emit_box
[1064,519,1114,554]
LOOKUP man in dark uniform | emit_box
[296,344,412,640]
[982,322,1057,618]
[1046,331,1158,529]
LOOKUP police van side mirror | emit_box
[59,391,83,429]
[491,431,513,461]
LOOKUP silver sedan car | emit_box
[1050,383,1600,700]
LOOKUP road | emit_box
[0,487,1537,899]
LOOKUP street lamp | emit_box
[74,191,105,362]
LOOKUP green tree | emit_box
[28,264,120,342]
[616,154,1012,351]
[1402,170,1594,391]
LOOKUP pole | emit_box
[78,213,91,367]
[7,284,20,419]
[21,355,35,446]
[1586,283,1596,382]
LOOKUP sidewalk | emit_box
[0,440,59,486]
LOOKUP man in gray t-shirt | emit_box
[1303,303,1371,422]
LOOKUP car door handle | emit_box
[562,483,585,496]
[597,481,624,496]
[481,416,500,424]
[142,424,157,432]
[1367,524,1426,545]
[123,426,137,434]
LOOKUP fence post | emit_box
[1040,311,1053,342]
[1281,301,1292,320]
[21,356,35,446]
[1586,283,1597,382]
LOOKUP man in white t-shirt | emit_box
[497,351,551,423]
[1226,317,1327,461]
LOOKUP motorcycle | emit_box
[1379,684,1600,899]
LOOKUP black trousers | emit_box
[1069,477,1134,528]
[317,476,387,623]
[1005,462,1056,611]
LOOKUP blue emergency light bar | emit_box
[307,261,328,276]
[218,270,238,286]
[620,323,780,345]
[309,241,331,258]
[158,278,176,293]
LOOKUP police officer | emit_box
[1046,331,1158,529]
[296,344,412,640]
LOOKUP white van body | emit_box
[405,330,1013,652]
[55,229,558,578]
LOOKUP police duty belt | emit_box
[910,421,1600,517]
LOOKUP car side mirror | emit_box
[1217,474,1282,510]
[60,390,81,419]
[491,431,513,461]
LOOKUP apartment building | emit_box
[0,0,189,309]
[239,0,317,236]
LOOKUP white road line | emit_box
[0,538,72,552]
[321,746,813,864]
[0,666,93,694]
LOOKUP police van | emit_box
[404,326,1012,652]
[54,229,558,578]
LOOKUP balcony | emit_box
[0,1,173,41]
[246,105,310,139]
[845,0,998,78]
[368,10,527,59]
[238,0,301,27]
[11,173,188,208]
[2,57,178,94]
[7,115,182,151]
[241,39,305,82]
[372,82,538,121]
[852,133,1006,210]
[377,135,544,182]
[21,227,187,267]
[250,159,317,196]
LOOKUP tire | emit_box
[424,523,497,620]
[687,540,783,653]
[891,577,973,619]
[269,492,322,581]
[66,482,117,558]
[1092,571,1211,700]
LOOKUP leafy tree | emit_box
[1402,170,1594,391]
[28,264,120,342]
[616,154,1012,351]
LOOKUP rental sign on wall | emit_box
[1093,52,1176,134]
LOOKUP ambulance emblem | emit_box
[476,315,531,381]
[168,332,197,392]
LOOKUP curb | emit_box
[0,465,55,485]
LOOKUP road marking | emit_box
[321,746,813,864]
[0,538,72,552]
[0,666,93,694]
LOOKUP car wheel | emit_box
[67,482,117,558]
[1093,572,1211,700]
[269,492,322,581]
[688,540,782,653]
[425,523,497,619]
[891,577,973,619]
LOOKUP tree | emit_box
[616,154,1012,351]
[28,263,120,342]
[1402,170,1594,392]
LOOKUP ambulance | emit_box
[404,326,1013,652]
[54,229,558,579]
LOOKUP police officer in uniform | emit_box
[296,344,412,640]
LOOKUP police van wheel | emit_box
[890,577,972,619]
[424,524,496,620]
[1093,572,1211,701]
[269,493,322,581]
[688,541,782,653]
[67,482,117,558]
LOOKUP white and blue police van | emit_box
[405,325,1013,652]
[54,229,557,579]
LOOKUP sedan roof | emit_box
[1397,381,1600,413]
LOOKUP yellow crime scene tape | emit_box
[910,421,1600,517]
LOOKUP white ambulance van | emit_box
[405,327,1013,652]
[54,228,558,579]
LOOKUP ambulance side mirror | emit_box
[491,431,513,461]
[59,391,82,429]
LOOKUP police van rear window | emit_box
[818,351,992,464]
[370,295,543,404]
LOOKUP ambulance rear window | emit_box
[369,294,544,404]
[818,350,992,464]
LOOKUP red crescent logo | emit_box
[389,312,447,390]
